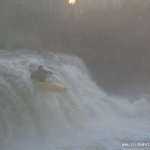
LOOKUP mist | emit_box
[1,1,150,149]
[0,0,150,97]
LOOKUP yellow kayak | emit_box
[35,81,68,92]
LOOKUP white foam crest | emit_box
[0,50,150,150]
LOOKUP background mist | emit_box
[0,0,150,97]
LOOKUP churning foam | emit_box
[0,50,150,150]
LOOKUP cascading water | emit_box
[0,50,150,150]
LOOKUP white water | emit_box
[0,50,150,150]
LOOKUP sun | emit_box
[69,0,76,5]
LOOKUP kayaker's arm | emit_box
[45,70,53,75]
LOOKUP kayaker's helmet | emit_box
[38,65,44,70]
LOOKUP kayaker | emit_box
[30,65,53,82]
